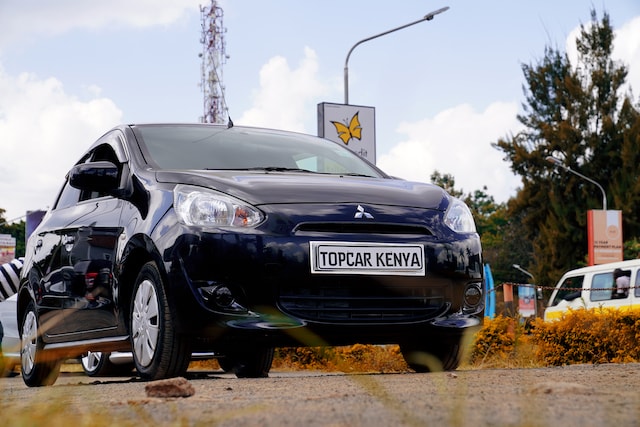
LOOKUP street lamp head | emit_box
[343,6,451,105]
[425,6,450,21]
[513,264,534,279]
[545,156,563,166]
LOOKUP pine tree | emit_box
[494,10,640,287]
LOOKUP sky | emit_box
[1,0,639,223]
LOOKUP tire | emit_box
[130,261,191,380]
[401,339,462,373]
[221,347,274,378]
[81,351,134,377]
[21,301,61,387]
[216,356,235,373]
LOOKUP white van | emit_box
[544,259,640,321]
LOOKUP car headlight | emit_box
[174,184,264,228]
[444,197,476,233]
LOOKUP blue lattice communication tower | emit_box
[199,1,228,124]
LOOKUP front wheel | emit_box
[130,261,191,380]
[400,339,462,373]
[21,301,61,386]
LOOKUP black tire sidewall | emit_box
[21,301,60,386]
[130,261,190,380]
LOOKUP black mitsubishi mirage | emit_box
[17,123,483,386]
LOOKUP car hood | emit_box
[155,170,449,210]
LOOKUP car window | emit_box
[590,272,615,302]
[53,152,92,210]
[55,178,82,210]
[54,143,123,209]
[550,275,584,306]
[635,271,640,298]
[134,125,384,178]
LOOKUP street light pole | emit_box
[546,156,607,210]
[343,6,449,105]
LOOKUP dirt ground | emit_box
[1,363,639,426]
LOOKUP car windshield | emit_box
[550,275,584,306]
[134,125,384,178]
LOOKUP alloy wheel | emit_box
[131,278,160,368]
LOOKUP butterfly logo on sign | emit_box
[331,112,362,145]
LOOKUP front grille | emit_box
[294,222,431,235]
[278,280,449,323]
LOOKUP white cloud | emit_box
[377,103,523,203]
[613,16,640,98]
[0,0,202,50]
[0,67,122,221]
[238,47,328,132]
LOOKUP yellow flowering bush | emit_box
[469,315,536,368]
[530,308,640,365]
[194,310,640,372]
[273,344,408,373]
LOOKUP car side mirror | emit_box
[69,161,120,193]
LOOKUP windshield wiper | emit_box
[247,167,318,173]
[340,172,376,178]
[205,167,315,172]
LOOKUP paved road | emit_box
[1,364,639,426]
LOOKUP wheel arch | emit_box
[16,268,41,337]
[118,233,166,333]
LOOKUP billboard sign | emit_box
[518,285,536,318]
[587,209,623,265]
[0,234,16,264]
[317,102,376,164]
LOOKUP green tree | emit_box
[430,170,463,199]
[494,10,640,287]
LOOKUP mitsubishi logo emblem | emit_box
[354,205,374,219]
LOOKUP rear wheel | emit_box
[21,302,61,386]
[130,262,191,380]
[401,339,462,373]
[81,352,134,377]
[221,347,274,378]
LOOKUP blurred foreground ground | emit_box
[2,363,639,426]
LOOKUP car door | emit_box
[33,138,126,341]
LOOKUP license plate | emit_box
[310,242,425,276]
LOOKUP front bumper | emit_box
[159,235,482,348]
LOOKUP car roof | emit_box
[560,259,640,277]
